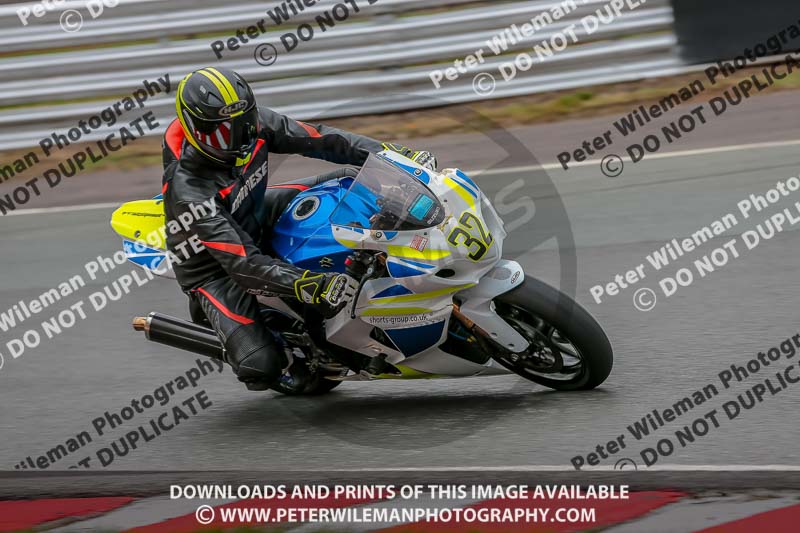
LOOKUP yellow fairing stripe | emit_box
[373,365,442,380]
[369,284,474,304]
[387,245,450,261]
[333,231,361,249]
[445,177,476,209]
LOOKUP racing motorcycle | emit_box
[110,150,612,395]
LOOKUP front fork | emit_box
[455,260,529,353]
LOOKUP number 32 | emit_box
[447,212,493,261]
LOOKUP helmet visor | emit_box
[184,106,259,161]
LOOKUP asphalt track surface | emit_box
[2,91,800,485]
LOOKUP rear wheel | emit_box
[490,277,612,390]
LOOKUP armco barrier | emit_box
[0,0,679,151]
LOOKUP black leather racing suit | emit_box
[161,107,383,388]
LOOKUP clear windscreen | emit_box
[330,154,445,231]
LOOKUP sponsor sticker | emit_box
[364,312,436,327]
[410,235,429,252]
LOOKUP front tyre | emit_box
[491,277,612,390]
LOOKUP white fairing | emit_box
[458,260,528,352]
[112,150,527,379]
[324,151,527,378]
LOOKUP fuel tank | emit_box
[271,176,370,272]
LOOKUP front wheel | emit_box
[490,277,613,391]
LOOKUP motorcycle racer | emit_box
[161,67,436,391]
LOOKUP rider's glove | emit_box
[294,271,354,318]
[382,143,438,171]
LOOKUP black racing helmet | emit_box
[175,67,259,165]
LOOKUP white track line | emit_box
[5,138,800,217]
[472,138,800,175]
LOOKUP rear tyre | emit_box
[490,277,612,391]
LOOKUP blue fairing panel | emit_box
[271,178,376,272]
[373,285,414,298]
[123,240,166,271]
[386,258,435,279]
[385,321,446,357]
[453,169,479,195]
[387,261,426,278]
